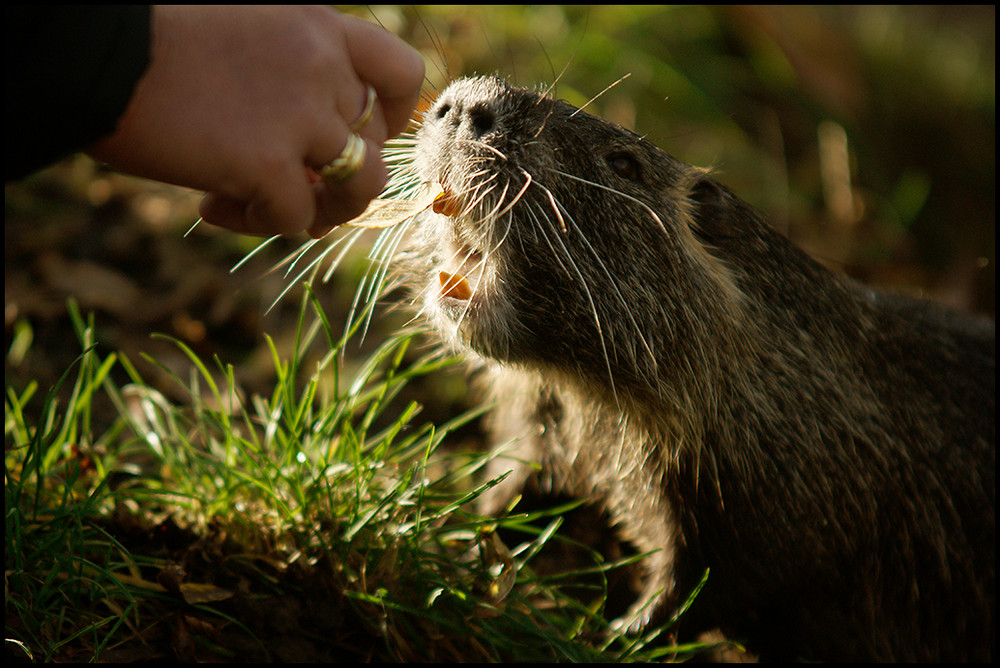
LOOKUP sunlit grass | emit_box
[5,292,711,662]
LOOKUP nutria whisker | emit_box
[550,167,667,233]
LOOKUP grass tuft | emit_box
[5,292,710,661]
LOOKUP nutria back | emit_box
[397,76,994,661]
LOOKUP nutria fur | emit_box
[396,76,994,661]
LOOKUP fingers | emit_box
[308,135,388,238]
[198,10,424,238]
[200,67,387,237]
[308,18,424,236]
[201,132,387,239]
[200,159,317,236]
[341,15,425,139]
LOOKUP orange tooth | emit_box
[433,190,462,217]
[438,271,472,300]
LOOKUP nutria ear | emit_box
[688,177,735,246]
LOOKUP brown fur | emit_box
[396,76,994,661]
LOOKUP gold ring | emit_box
[319,132,367,184]
[349,84,377,132]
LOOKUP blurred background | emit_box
[5,5,995,429]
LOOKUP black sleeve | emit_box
[5,5,152,181]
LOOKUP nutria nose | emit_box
[465,103,497,137]
[434,98,498,139]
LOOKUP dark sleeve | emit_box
[5,5,152,181]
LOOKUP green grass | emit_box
[5,289,715,662]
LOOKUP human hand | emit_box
[87,5,424,237]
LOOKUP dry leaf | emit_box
[342,182,444,228]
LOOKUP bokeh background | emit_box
[5,5,994,428]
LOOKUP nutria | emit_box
[388,76,994,661]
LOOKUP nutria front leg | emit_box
[602,460,681,635]
[611,548,672,634]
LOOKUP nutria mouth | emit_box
[428,187,488,309]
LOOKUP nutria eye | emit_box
[607,152,641,181]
